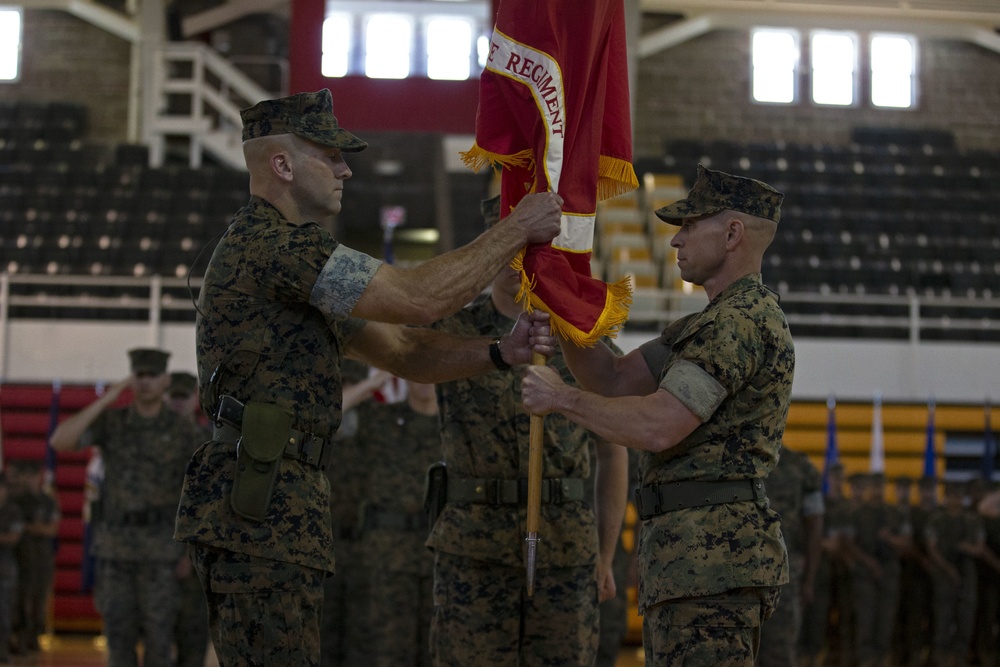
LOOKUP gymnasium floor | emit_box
[18,634,646,666]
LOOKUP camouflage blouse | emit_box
[84,406,203,561]
[174,196,375,573]
[634,273,795,609]
[429,294,620,568]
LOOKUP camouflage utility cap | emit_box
[241,89,367,152]
[168,371,198,398]
[655,164,783,224]
[129,348,170,375]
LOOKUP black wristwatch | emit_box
[489,337,511,371]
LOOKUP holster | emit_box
[230,401,293,522]
[423,461,447,535]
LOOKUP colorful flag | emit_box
[822,396,839,496]
[461,0,639,346]
[923,397,937,480]
[869,391,885,473]
[983,399,995,481]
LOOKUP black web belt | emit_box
[212,395,332,471]
[447,477,584,505]
[634,478,767,520]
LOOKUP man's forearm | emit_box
[594,439,629,567]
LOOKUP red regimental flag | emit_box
[462,0,638,346]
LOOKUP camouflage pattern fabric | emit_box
[429,294,621,664]
[174,195,378,665]
[11,488,59,651]
[94,558,180,667]
[896,502,934,667]
[0,501,23,662]
[352,400,440,667]
[240,88,367,151]
[174,567,210,667]
[633,273,793,612]
[975,511,1000,666]
[654,164,784,224]
[429,551,598,667]
[758,445,823,667]
[926,507,983,664]
[321,404,368,667]
[429,294,614,567]
[643,587,780,666]
[191,545,324,667]
[848,497,908,666]
[175,195,373,573]
[83,405,203,562]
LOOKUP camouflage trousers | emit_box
[430,550,599,667]
[94,558,180,667]
[852,561,900,667]
[757,569,801,667]
[642,586,780,667]
[174,564,211,667]
[320,538,364,667]
[191,544,325,667]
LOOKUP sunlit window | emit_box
[426,16,473,80]
[871,34,915,108]
[321,13,351,78]
[365,14,412,79]
[0,8,22,82]
[751,29,798,104]
[811,32,856,106]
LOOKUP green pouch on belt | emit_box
[231,402,292,522]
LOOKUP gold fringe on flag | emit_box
[597,155,640,202]
[460,144,535,175]
[511,248,633,348]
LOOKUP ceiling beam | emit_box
[181,0,288,38]
[19,0,139,42]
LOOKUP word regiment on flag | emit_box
[462,0,639,346]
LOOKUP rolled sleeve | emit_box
[661,359,727,422]
[309,245,382,320]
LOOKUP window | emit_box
[365,14,412,79]
[751,29,799,104]
[811,31,856,106]
[324,1,490,80]
[426,16,473,81]
[871,34,915,108]
[321,13,351,78]
[0,7,21,82]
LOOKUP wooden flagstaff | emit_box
[525,350,546,596]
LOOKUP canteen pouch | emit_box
[423,461,448,536]
[230,402,292,522]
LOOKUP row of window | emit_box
[0,2,918,111]
[752,29,916,109]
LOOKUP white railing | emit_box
[146,42,275,170]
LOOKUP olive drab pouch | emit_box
[423,461,447,536]
[230,402,292,522]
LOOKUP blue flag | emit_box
[922,397,936,480]
[822,396,839,496]
[983,400,996,482]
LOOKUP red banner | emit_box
[462,0,638,346]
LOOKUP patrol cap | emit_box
[128,348,170,375]
[655,164,783,224]
[240,89,367,152]
[168,371,198,398]
[480,195,501,228]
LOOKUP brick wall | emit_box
[634,26,1000,158]
[1,10,131,144]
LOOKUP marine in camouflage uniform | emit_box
[49,348,203,667]
[0,474,24,665]
[896,477,938,667]
[758,444,824,667]
[165,372,213,667]
[843,472,911,667]
[522,165,795,666]
[171,89,563,666]
[351,380,440,667]
[975,481,1000,667]
[925,480,985,667]
[428,196,629,666]
[8,460,60,655]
